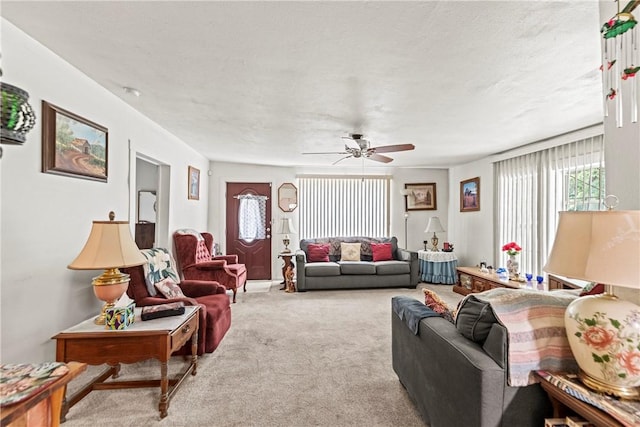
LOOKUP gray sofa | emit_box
[295,236,419,292]
[391,295,552,427]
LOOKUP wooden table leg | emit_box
[191,329,198,376]
[159,361,169,418]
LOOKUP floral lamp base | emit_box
[565,292,640,400]
[507,255,519,279]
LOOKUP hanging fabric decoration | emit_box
[601,0,639,126]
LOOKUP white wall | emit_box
[0,20,209,363]
[208,161,447,280]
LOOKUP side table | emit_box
[278,252,296,292]
[52,306,199,420]
[536,371,636,427]
[417,250,458,284]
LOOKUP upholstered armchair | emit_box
[122,248,231,355]
[173,230,247,303]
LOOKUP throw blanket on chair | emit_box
[474,288,580,386]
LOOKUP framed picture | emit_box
[460,177,480,212]
[188,166,200,200]
[42,101,108,182]
[404,183,437,211]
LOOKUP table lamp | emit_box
[278,217,296,253]
[68,211,146,325]
[543,210,640,399]
[424,217,445,251]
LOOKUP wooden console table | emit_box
[52,306,199,420]
[453,266,527,296]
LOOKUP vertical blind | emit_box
[297,175,390,239]
[494,135,605,276]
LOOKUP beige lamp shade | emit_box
[68,219,146,270]
[424,217,445,234]
[278,218,296,235]
[543,210,640,290]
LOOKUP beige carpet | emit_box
[63,281,462,427]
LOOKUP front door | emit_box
[226,182,272,280]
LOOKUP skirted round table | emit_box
[418,250,458,284]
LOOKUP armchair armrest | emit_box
[186,260,227,270]
[213,255,238,264]
[180,280,227,296]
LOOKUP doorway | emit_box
[226,182,272,280]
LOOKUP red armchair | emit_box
[173,230,247,303]
[122,248,231,355]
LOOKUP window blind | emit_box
[297,176,390,239]
[494,135,605,276]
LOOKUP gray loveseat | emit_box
[295,236,419,292]
[391,294,556,427]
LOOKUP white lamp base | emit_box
[564,291,640,400]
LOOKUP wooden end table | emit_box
[52,306,199,421]
[278,252,296,292]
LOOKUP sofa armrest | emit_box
[397,248,419,287]
[295,250,307,291]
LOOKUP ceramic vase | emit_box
[506,254,519,278]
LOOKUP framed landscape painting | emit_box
[404,183,437,211]
[460,177,480,212]
[188,166,200,200]
[41,101,108,182]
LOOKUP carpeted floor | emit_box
[63,281,462,427]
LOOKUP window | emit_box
[495,135,605,276]
[297,176,390,239]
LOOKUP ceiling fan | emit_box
[303,134,415,165]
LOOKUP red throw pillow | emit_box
[580,282,605,296]
[371,243,393,261]
[307,243,330,262]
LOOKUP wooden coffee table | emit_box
[52,306,199,420]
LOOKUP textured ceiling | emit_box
[1,1,604,168]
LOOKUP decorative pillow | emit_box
[307,243,330,262]
[371,243,393,262]
[141,248,181,296]
[423,289,455,323]
[154,278,186,299]
[455,295,498,344]
[340,242,361,261]
[580,282,605,296]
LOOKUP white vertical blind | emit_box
[495,135,605,276]
[298,176,390,239]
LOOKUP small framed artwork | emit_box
[460,177,480,212]
[41,101,108,182]
[404,183,437,211]
[188,166,200,200]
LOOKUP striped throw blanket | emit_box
[474,288,580,386]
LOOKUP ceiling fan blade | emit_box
[368,153,393,163]
[332,155,353,165]
[371,143,415,154]
[302,151,348,155]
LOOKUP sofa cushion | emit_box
[455,295,497,344]
[340,242,361,261]
[154,277,186,299]
[307,243,330,262]
[339,261,376,275]
[375,260,410,275]
[371,242,393,261]
[305,262,341,277]
[300,237,399,262]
